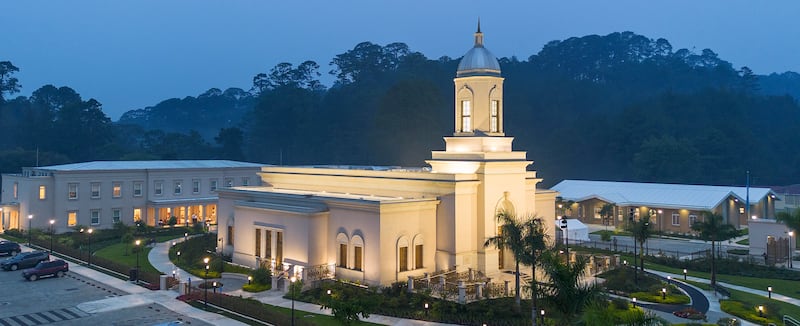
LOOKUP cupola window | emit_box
[490,100,499,132]
[461,100,472,132]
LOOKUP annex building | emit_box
[216,26,558,286]
[1,160,262,233]
[551,179,778,234]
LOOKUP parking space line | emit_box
[33,313,54,323]
[8,316,28,326]
[20,314,40,325]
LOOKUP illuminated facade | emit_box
[0,160,262,233]
[217,26,558,286]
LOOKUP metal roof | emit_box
[32,160,264,172]
[551,180,777,210]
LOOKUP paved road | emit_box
[634,271,709,314]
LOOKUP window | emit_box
[112,209,121,223]
[672,213,680,226]
[13,182,18,199]
[339,244,348,268]
[227,226,234,245]
[689,214,698,226]
[112,182,122,198]
[265,230,272,260]
[461,100,472,132]
[91,210,100,225]
[154,181,163,196]
[225,178,233,187]
[593,207,602,219]
[399,246,408,272]
[68,183,78,200]
[192,179,200,194]
[354,246,363,271]
[242,177,249,186]
[276,231,283,267]
[67,211,77,227]
[133,182,143,197]
[39,185,46,200]
[415,244,423,269]
[174,181,182,195]
[255,229,261,257]
[490,100,499,132]
[91,182,100,198]
[210,179,218,192]
[133,208,142,223]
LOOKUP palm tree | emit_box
[777,207,800,235]
[519,217,549,326]
[691,211,738,286]
[539,249,601,325]
[484,210,526,313]
[631,213,653,273]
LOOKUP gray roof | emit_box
[457,46,501,77]
[33,160,264,172]
[552,180,777,210]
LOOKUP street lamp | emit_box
[788,231,794,269]
[632,297,637,307]
[559,217,569,265]
[87,228,93,266]
[661,288,667,300]
[49,219,55,254]
[135,239,141,282]
[27,214,33,246]
[540,309,545,324]
[204,257,210,309]
[290,276,297,326]
[768,286,772,299]
[683,268,688,280]
[248,276,252,285]
[667,276,672,285]
[758,305,764,317]
[424,302,429,317]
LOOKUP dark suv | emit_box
[1,251,49,271]
[0,240,21,256]
[22,259,68,281]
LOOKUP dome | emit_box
[456,24,501,77]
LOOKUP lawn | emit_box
[94,242,159,274]
[720,287,800,325]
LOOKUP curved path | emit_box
[634,271,709,314]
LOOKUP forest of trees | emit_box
[2,31,800,187]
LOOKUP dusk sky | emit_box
[4,1,800,120]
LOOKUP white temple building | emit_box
[217,25,557,286]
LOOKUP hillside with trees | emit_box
[1,31,799,187]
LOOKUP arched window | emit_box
[337,233,349,268]
[490,100,499,132]
[397,236,410,272]
[351,235,364,271]
[412,234,424,269]
[461,100,472,132]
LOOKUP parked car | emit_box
[0,241,21,256]
[1,251,49,271]
[22,259,68,281]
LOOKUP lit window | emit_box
[265,230,272,260]
[68,211,77,226]
[90,210,100,225]
[490,100,499,132]
[133,208,142,223]
[68,183,78,200]
[154,181,163,196]
[461,100,472,132]
[112,182,122,198]
[133,182,143,197]
[39,185,46,200]
[672,213,680,226]
[210,179,218,192]
[91,183,100,198]
[192,179,200,194]
[112,209,121,223]
[174,181,182,195]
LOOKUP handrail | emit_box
[785,314,800,326]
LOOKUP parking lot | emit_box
[0,249,211,326]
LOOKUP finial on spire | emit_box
[474,18,484,46]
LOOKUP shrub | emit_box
[251,267,271,285]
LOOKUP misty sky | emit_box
[3,1,800,120]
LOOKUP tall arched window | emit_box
[490,100,499,132]
[337,233,349,268]
[412,234,424,269]
[397,236,410,272]
[461,100,472,132]
[351,235,364,271]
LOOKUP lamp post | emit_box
[424,302,429,317]
[657,209,663,237]
[768,286,772,299]
[204,257,210,310]
[135,239,141,282]
[683,268,688,280]
[539,309,545,325]
[758,305,764,317]
[87,228,93,266]
[789,231,794,269]
[27,214,33,246]
[248,276,252,285]
[661,288,667,300]
[630,215,638,283]
[49,219,55,254]
[667,276,672,285]
[632,297,637,308]
[559,217,569,266]
[290,276,297,326]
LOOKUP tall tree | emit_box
[484,210,526,313]
[0,61,21,103]
[777,208,800,250]
[630,213,653,273]
[690,211,738,286]
[214,127,245,161]
[518,217,549,326]
[599,203,615,230]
